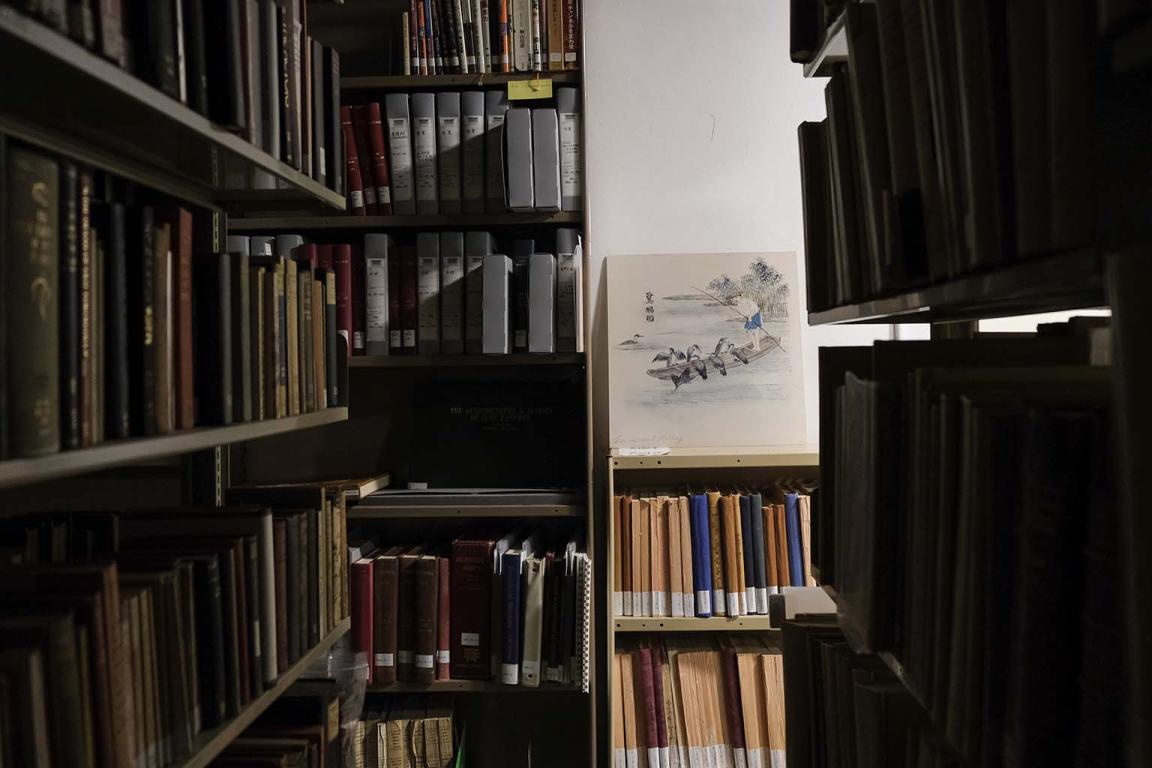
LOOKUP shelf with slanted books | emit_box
[350,353,585,368]
[343,72,583,90]
[228,211,584,231]
[614,616,778,633]
[0,6,345,211]
[0,408,349,492]
[173,619,351,768]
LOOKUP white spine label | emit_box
[461,632,480,647]
[559,113,582,198]
[387,118,414,202]
[374,653,395,667]
[415,654,434,669]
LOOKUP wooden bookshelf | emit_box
[228,211,583,231]
[343,71,582,90]
[610,449,820,471]
[808,250,1106,326]
[171,618,351,768]
[350,353,584,368]
[349,503,584,519]
[0,408,349,491]
[614,616,778,633]
[803,10,848,78]
[367,681,585,693]
[0,7,344,211]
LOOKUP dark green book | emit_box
[128,205,156,436]
[59,162,81,449]
[4,146,60,457]
[93,198,129,439]
[228,241,252,424]
[193,251,233,425]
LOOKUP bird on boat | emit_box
[651,347,685,367]
[714,338,730,355]
[685,345,708,379]
[709,352,728,376]
[730,344,751,364]
[618,333,644,347]
[671,368,694,389]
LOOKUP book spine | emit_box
[103,202,129,438]
[563,0,577,68]
[334,245,353,353]
[397,555,419,681]
[365,239,390,357]
[351,559,374,684]
[374,556,399,684]
[351,246,366,356]
[233,251,252,422]
[367,103,394,214]
[530,0,543,71]
[450,539,494,680]
[284,259,299,416]
[511,252,529,352]
[440,245,465,355]
[416,247,441,355]
[400,248,418,354]
[324,271,338,406]
[547,0,563,70]
[500,551,522,685]
[693,495,713,617]
[635,648,660,767]
[407,8,419,75]
[338,105,366,215]
[436,556,451,680]
[326,49,342,194]
[78,169,93,448]
[135,207,156,436]
[59,163,81,449]
[173,210,194,429]
[351,105,378,214]
[388,255,401,353]
[416,0,429,74]
[497,0,509,72]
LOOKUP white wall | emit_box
[584,0,894,450]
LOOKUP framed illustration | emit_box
[607,252,807,449]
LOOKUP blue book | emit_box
[738,494,755,614]
[785,492,804,586]
[501,549,524,684]
[749,492,768,608]
[691,494,713,617]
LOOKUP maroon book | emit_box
[156,206,195,430]
[373,551,400,684]
[351,105,378,214]
[399,246,418,355]
[397,548,423,681]
[317,244,334,273]
[366,102,393,214]
[651,645,668,751]
[334,244,353,350]
[450,537,497,679]
[721,647,747,753]
[351,557,374,684]
[351,245,366,356]
[634,647,658,756]
[436,556,451,680]
[339,106,366,215]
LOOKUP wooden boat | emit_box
[646,333,783,383]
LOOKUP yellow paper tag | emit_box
[507,77,553,100]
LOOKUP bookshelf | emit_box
[0,408,349,492]
[343,72,582,90]
[614,616,778,633]
[367,681,585,693]
[350,353,584,368]
[349,502,584,519]
[228,211,584,231]
[802,10,847,78]
[0,7,345,211]
[172,619,351,768]
[807,249,1106,326]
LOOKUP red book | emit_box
[351,557,374,684]
[399,247,418,355]
[351,105,379,213]
[317,244,334,273]
[436,556,451,680]
[721,647,747,757]
[450,537,497,679]
[634,648,658,760]
[296,243,319,271]
[334,245,353,349]
[651,646,668,754]
[373,549,401,684]
[339,107,367,215]
[157,206,195,430]
[388,253,401,353]
[351,245,366,356]
[366,102,394,214]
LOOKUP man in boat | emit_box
[732,289,763,352]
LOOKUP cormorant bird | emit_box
[618,333,644,347]
[685,344,708,379]
[651,347,685,367]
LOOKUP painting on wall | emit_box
[607,251,807,450]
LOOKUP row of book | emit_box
[0,142,343,461]
[348,528,591,689]
[612,489,815,620]
[211,679,346,767]
[797,0,1096,311]
[782,616,956,768]
[821,324,1119,766]
[613,637,786,768]
[398,0,581,75]
[14,0,344,193]
[352,700,456,768]
[0,500,350,768]
[343,90,582,216]
[362,230,583,357]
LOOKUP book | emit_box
[556,87,583,211]
[527,252,555,353]
[464,231,492,353]
[384,94,417,215]
[340,106,366,215]
[440,232,466,355]
[436,92,463,214]
[412,92,440,214]
[504,107,535,211]
[364,234,393,356]
[416,233,441,355]
[366,102,393,214]
[484,90,509,211]
[531,107,561,211]
[460,91,487,213]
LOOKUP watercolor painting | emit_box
[607,252,806,449]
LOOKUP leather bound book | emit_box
[436,556,451,680]
[351,557,375,684]
[77,167,93,447]
[310,38,325,183]
[720,647,748,765]
[373,548,402,684]
[749,493,768,613]
[284,258,299,415]
[226,237,252,423]
[324,48,342,194]
[272,519,289,674]
[450,536,496,680]
[367,102,394,214]
[338,106,366,213]
[59,162,81,450]
[298,266,315,411]
[634,647,659,767]
[152,223,173,434]
[203,0,246,129]
[156,206,195,430]
[94,199,130,439]
[399,246,418,354]
[706,491,726,616]
[334,244,353,354]
[739,494,755,614]
[250,265,265,419]
[397,547,423,681]
[4,147,60,458]
[650,646,669,765]
[350,105,377,214]
[500,549,524,685]
[128,0,180,97]
[193,251,233,425]
[183,0,210,115]
[351,245,366,356]
[414,555,439,684]
[126,205,156,436]
[388,251,401,354]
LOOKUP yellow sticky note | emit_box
[507,77,553,101]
